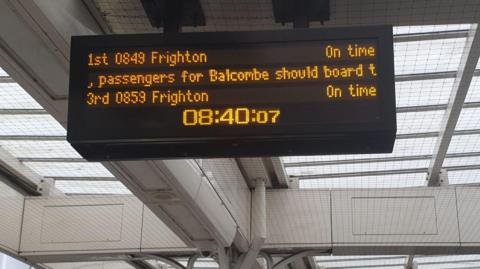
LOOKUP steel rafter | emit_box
[428,24,480,186]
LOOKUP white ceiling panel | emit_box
[54,180,131,195]
[23,162,113,178]
[444,156,480,167]
[0,83,43,109]
[317,257,407,268]
[448,134,480,154]
[43,261,134,269]
[283,137,437,164]
[287,159,429,176]
[397,110,445,134]
[300,174,426,189]
[447,170,480,185]
[394,38,466,75]
[0,140,80,159]
[395,79,454,108]
[0,67,7,76]
[0,115,66,136]
[456,107,480,131]
[393,24,471,35]
[465,76,480,103]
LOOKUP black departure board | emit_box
[67,26,396,160]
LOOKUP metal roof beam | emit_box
[315,256,406,263]
[0,109,47,115]
[394,30,469,42]
[0,76,14,83]
[18,158,85,163]
[285,151,480,167]
[398,101,480,113]
[297,164,480,180]
[397,128,480,139]
[51,176,117,181]
[428,24,480,186]
[322,264,405,269]
[0,135,65,141]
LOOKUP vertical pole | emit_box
[293,0,309,28]
[164,0,182,33]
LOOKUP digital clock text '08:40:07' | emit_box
[182,108,280,126]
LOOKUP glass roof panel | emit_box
[415,255,480,264]
[0,114,66,136]
[397,110,445,134]
[54,180,131,195]
[0,140,81,158]
[287,159,429,176]
[23,162,113,178]
[283,137,437,164]
[396,78,454,107]
[0,67,7,76]
[173,257,218,268]
[418,264,480,269]
[448,134,480,154]
[444,156,480,167]
[316,256,407,268]
[456,107,480,131]
[465,76,480,103]
[300,173,426,189]
[448,170,480,185]
[0,83,42,109]
[393,24,471,35]
[43,261,134,269]
[394,38,466,75]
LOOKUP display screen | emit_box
[67,27,396,159]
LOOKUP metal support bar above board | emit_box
[140,0,205,32]
[272,0,330,27]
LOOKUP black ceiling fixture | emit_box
[272,0,330,28]
[140,0,205,33]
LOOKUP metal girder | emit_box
[322,263,405,269]
[405,255,414,269]
[273,250,326,269]
[395,70,480,82]
[236,157,289,188]
[0,76,14,83]
[51,176,117,181]
[297,168,427,180]
[306,257,318,269]
[126,260,157,269]
[0,109,47,115]
[0,135,65,141]
[0,146,41,195]
[397,128,480,140]
[296,164,480,180]
[315,256,406,263]
[234,179,266,269]
[81,0,112,34]
[284,152,480,167]
[236,158,273,188]
[397,101,480,113]
[428,25,480,186]
[416,258,480,266]
[394,30,469,43]
[18,158,86,163]
[266,157,290,188]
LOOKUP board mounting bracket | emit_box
[140,0,205,33]
[272,0,330,28]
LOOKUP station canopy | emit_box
[1,0,480,268]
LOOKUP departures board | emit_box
[67,26,396,160]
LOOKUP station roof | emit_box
[1,0,480,268]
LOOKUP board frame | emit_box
[67,26,396,160]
